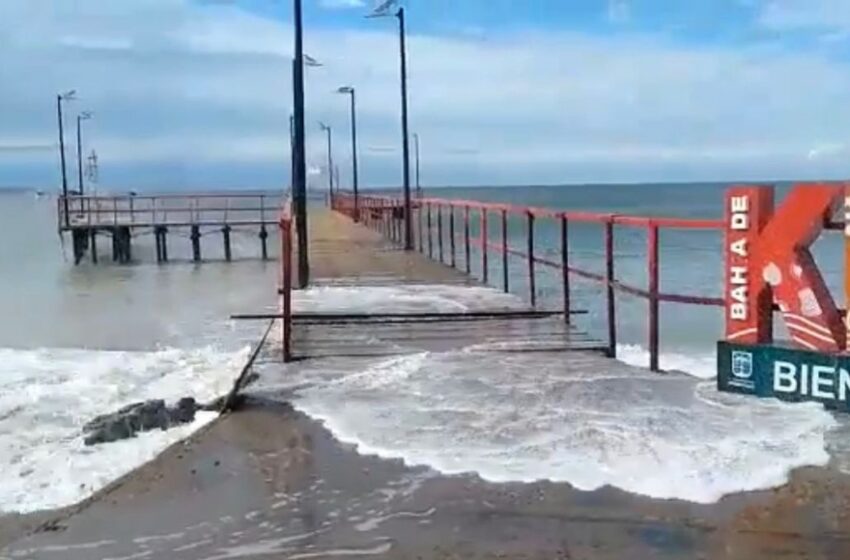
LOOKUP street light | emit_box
[318,122,334,199]
[336,86,360,221]
[292,0,309,287]
[76,111,93,196]
[367,0,413,250]
[57,90,76,227]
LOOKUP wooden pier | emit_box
[57,192,281,264]
[273,202,607,366]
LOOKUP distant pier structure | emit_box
[57,192,282,265]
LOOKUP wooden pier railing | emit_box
[57,192,283,265]
[57,193,281,230]
[332,191,724,372]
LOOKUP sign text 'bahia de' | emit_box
[719,183,850,411]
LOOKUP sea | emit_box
[1,183,848,514]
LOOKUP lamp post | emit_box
[319,122,334,200]
[76,111,92,196]
[292,0,309,287]
[57,90,76,227]
[368,1,413,250]
[336,86,359,221]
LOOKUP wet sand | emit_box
[2,397,850,559]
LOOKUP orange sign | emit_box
[725,184,845,352]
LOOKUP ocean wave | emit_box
[0,345,248,513]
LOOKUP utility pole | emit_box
[337,86,359,221]
[76,112,92,196]
[57,90,75,227]
[292,0,309,287]
[368,2,413,250]
[319,122,334,199]
[398,7,413,250]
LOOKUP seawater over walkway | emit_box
[274,208,605,361]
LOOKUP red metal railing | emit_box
[332,191,724,371]
[279,198,294,362]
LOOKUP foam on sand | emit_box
[269,284,839,504]
[0,345,248,513]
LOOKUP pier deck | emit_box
[282,208,606,361]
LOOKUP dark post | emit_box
[76,116,84,196]
[292,0,310,287]
[223,225,232,262]
[561,215,570,324]
[481,209,488,284]
[191,225,201,262]
[437,204,443,263]
[449,206,456,268]
[527,212,536,307]
[605,220,616,358]
[259,225,269,261]
[417,201,424,252]
[426,202,433,258]
[90,230,97,264]
[501,210,509,293]
[648,223,660,372]
[397,7,413,251]
[161,227,168,263]
[464,205,471,273]
[349,89,360,221]
[57,94,70,228]
[321,123,334,198]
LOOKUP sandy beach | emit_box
[1,396,849,559]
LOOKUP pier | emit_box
[57,192,281,264]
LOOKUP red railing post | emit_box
[280,208,293,363]
[527,211,536,307]
[418,201,424,253]
[648,223,660,372]
[501,209,509,293]
[561,215,570,324]
[437,204,444,263]
[481,208,489,284]
[427,202,433,258]
[449,206,456,268]
[605,219,616,358]
[464,205,471,273]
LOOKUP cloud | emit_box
[319,0,365,8]
[3,0,850,189]
[607,0,631,24]
[758,0,850,32]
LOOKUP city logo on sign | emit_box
[730,351,755,390]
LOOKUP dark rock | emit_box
[83,397,199,446]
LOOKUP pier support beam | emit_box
[90,229,98,264]
[223,225,232,262]
[155,226,168,263]
[72,230,88,265]
[259,225,268,261]
[191,225,201,262]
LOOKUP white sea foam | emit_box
[266,284,839,504]
[617,343,717,379]
[0,345,248,513]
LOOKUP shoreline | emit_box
[4,397,850,559]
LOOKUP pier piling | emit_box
[259,225,268,261]
[90,230,98,264]
[223,225,232,262]
[191,225,201,262]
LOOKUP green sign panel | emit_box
[718,341,850,412]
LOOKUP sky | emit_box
[3,0,850,191]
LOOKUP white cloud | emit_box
[758,0,850,32]
[4,0,850,189]
[320,0,365,9]
[607,0,631,24]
